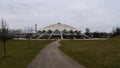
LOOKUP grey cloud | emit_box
[0,0,120,32]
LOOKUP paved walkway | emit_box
[28,41,84,68]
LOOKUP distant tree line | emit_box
[84,28,111,38]
[84,27,120,38]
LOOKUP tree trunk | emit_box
[3,40,7,58]
[28,38,30,48]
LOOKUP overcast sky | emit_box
[0,0,120,32]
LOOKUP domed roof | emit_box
[40,23,79,31]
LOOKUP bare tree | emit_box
[14,29,23,40]
[112,27,120,37]
[85,28,92,37]
[0,18,9,58]
[24,26,33,48]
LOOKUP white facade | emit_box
[40,23,79,31]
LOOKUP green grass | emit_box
[0,40,52,68]
[60,36,120,68]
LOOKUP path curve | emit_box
[28,41,84,68]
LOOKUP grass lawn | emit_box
[0,40,52,68]
[60,36,120,68]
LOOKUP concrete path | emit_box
[28,41,84,68]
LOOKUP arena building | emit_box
[35,23,88,40]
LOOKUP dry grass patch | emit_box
[60,37,120,68]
